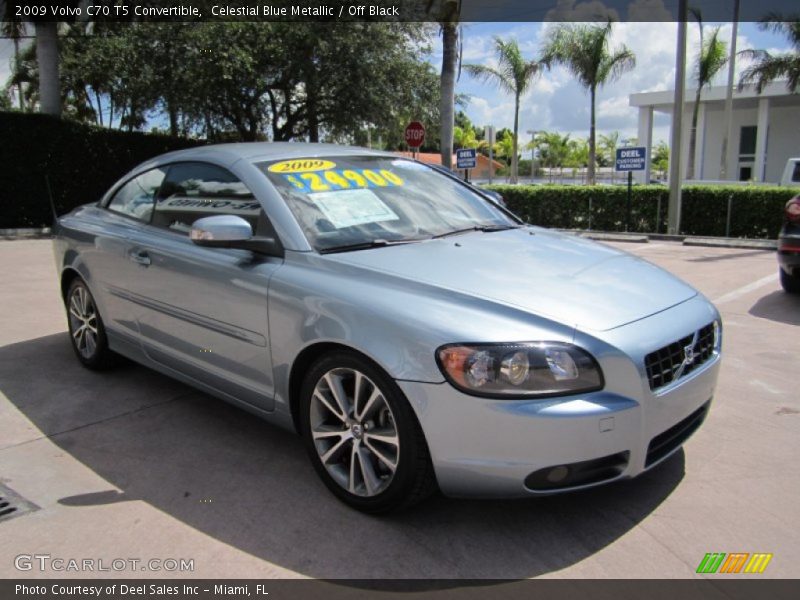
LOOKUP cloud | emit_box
[543,0,620,21]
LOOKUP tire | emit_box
[65,278,116,370]
[780,267,800,294]
[299,351,436,513]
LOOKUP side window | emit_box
[106,168,167,222]
[153,162,262,235]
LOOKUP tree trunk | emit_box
[12,37,25,111]
[511,94,520,184]
[686,87,702,180]
[35,22,61,117]
[588,86,597,185]
[440,23,458,169]
[168,104,178,137]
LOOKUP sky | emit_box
[435,21,793,147]
[0,20,792,145]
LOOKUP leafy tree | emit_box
[739,15,800,93]
[464,37,541,183]
[542,21,635,184]
[453,125,486,150]
[598,131,620,167]
[687,17,727,179]
[652,140,669,175]
[564,137,589,169]
[531,131,572,168]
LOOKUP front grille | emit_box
[645,322,715,390]
[646,402,710,467]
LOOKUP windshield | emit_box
[257,156,518,252]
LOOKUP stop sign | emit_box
[405,121,425,148]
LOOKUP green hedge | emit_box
[0,112,203,228]
[486,183,800,239]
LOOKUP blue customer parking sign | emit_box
[615,147,647,171]
[456,148,477,170]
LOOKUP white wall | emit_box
[679,101,798,183]
[765,105,800,183]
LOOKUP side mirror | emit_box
[190,215,284,257]
[190,215,253,245]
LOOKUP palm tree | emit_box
[598,131,620,167]
[739,16,800,93]
[35,21,61,116]
[453,125,487,150]
[687,20,727,180]
[463,37,540,183]
[531,131,573,182]
[1,15,27,110]
[541,22,635,185]
[426,1,461,170]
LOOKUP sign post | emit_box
[615,146,647,232]
[485,126,496,184]
[456,148,477,182]
[405,121,425,159]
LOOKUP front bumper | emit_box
[778,224,800,275]
[399,296,721,498]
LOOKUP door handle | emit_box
[129,250,151,266]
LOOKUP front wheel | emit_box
[299,352,436,513]
[66,278,116,369]
[780,267,800,294]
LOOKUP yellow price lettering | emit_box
[300,173,330,192]
[379,170,403,186]
[342,170,368,188]
[285,175,306,190]
[323,171,351,189]
[362,169,388,187]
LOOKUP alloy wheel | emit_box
[68,285,99,359]
[309,367,400,497]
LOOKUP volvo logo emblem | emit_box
[683,343,695,364]
[674,330,700,380]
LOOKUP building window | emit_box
[738,126,757,160]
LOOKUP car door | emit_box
[123,161,283,411]
[91,167,169,349]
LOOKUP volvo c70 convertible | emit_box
[53,143,722,512]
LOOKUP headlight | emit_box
[436,342,604,398]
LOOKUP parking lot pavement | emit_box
[0,239,798,579]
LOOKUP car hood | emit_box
[326,228,697,332]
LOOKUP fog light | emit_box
[546,465,569,483]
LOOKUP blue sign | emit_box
[615,146,647,171]
[456,148,477,170]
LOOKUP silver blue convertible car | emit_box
[53,143,722,512]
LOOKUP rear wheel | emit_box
[66,278,116,369]
[780,267,800,294]
[299,351,436,513]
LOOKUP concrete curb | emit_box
[558,229,777,251]
[0,227,52,240]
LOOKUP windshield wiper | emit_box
[432,224,521,239]
[319,238,426,254]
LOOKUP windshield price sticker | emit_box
[283,168,404,194]
[268,159,337,174]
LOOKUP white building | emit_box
[630,81,800,184]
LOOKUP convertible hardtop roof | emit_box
[143,142,396,170]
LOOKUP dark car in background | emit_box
[778,194,800,293]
